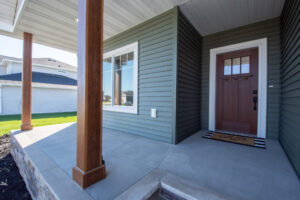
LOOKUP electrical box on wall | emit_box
[151,108,157,118]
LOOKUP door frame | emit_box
[209,38,267,138]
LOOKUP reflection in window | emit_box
[224,59,231,75]
[114,52,134,106]
[103,58,112,106]
[241,56,250,74]
[232,58,240,74]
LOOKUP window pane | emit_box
[103,58,112,106]
[232,58,240,74]
[241,56,250,74]
[224,59,231,75]
[114,52,134,106]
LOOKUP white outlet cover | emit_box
[151,108,157,118]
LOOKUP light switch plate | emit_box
[151,108,157,118]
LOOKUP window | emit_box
[241,56,250,74]
[232,58,240,74]
[103,58,112,106]
[102,42,138,114]
[224,59,231,75]
[224,56,250,75]
[58,70,66,73]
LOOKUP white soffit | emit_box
[0,0,285,52]
[0,0,27,32]
[179,0,285,36]
[0,0,17,30]
[0,0,188,52]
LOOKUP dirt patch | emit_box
[0,134,32,200]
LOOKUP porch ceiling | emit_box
[0,0,285,52]
[180,0,285,36]
[0,0,17,25]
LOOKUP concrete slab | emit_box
[10,123,300,200]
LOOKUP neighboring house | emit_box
[0,55,77,115]
[121,91,133,106]
[0,56,77,79]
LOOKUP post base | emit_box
[72,165,106,188]
[21,124,33,131]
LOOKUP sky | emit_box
[0,35,77,67]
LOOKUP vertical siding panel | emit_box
[176,9,202,143]
[201,18,281,139]
[102,8,178,143]
[280,0,300,177]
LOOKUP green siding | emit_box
[280,0,300,177]
[176,9,202,143]
[200,18,281,139]
[102,8,178,143]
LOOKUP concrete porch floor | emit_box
[11,123,300,200]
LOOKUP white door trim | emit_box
[209,38,267,138]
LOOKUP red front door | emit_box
[216,48,258,135]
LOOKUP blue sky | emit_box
[0,35,77,67]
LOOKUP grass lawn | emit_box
[0,112,77,136]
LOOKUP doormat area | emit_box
[203,132,266,148]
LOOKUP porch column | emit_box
[114,71,121,105]
[72,0,106,188]
[21,32,33,131]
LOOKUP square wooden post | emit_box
[21,32,33,131]
[72,0,106,188]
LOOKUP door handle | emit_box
[253,96,257,111]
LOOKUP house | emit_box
[0,0,299,199]
[0,56,77,79]
[0,55,77,115]
[121,91,133,106]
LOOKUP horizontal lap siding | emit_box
[280,0,300,177]
[176,9,202,143]
[201,18,281,139]
[102,8,177,143]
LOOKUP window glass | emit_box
[103,58,112,106]
[241,56,250,74]
[224,59,232,75]
[232,58,240,74]
[114,52,134,106]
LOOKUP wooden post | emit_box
[21,32,33,131]
[115,70,121,105]
[72,0,106,188]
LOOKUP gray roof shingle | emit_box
[0,72,77,86]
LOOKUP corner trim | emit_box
[172,6,179,144]
[209,38,268,138]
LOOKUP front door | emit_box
[216,48,258,135]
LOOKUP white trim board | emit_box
[0,81,77,90]
[209,38,268,138]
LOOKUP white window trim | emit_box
[209,38,267,138]
[103,42,138,114]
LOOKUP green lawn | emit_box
[0,112,77,136]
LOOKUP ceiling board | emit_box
[0,0,285,52]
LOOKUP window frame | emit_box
[102,42,138,114]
